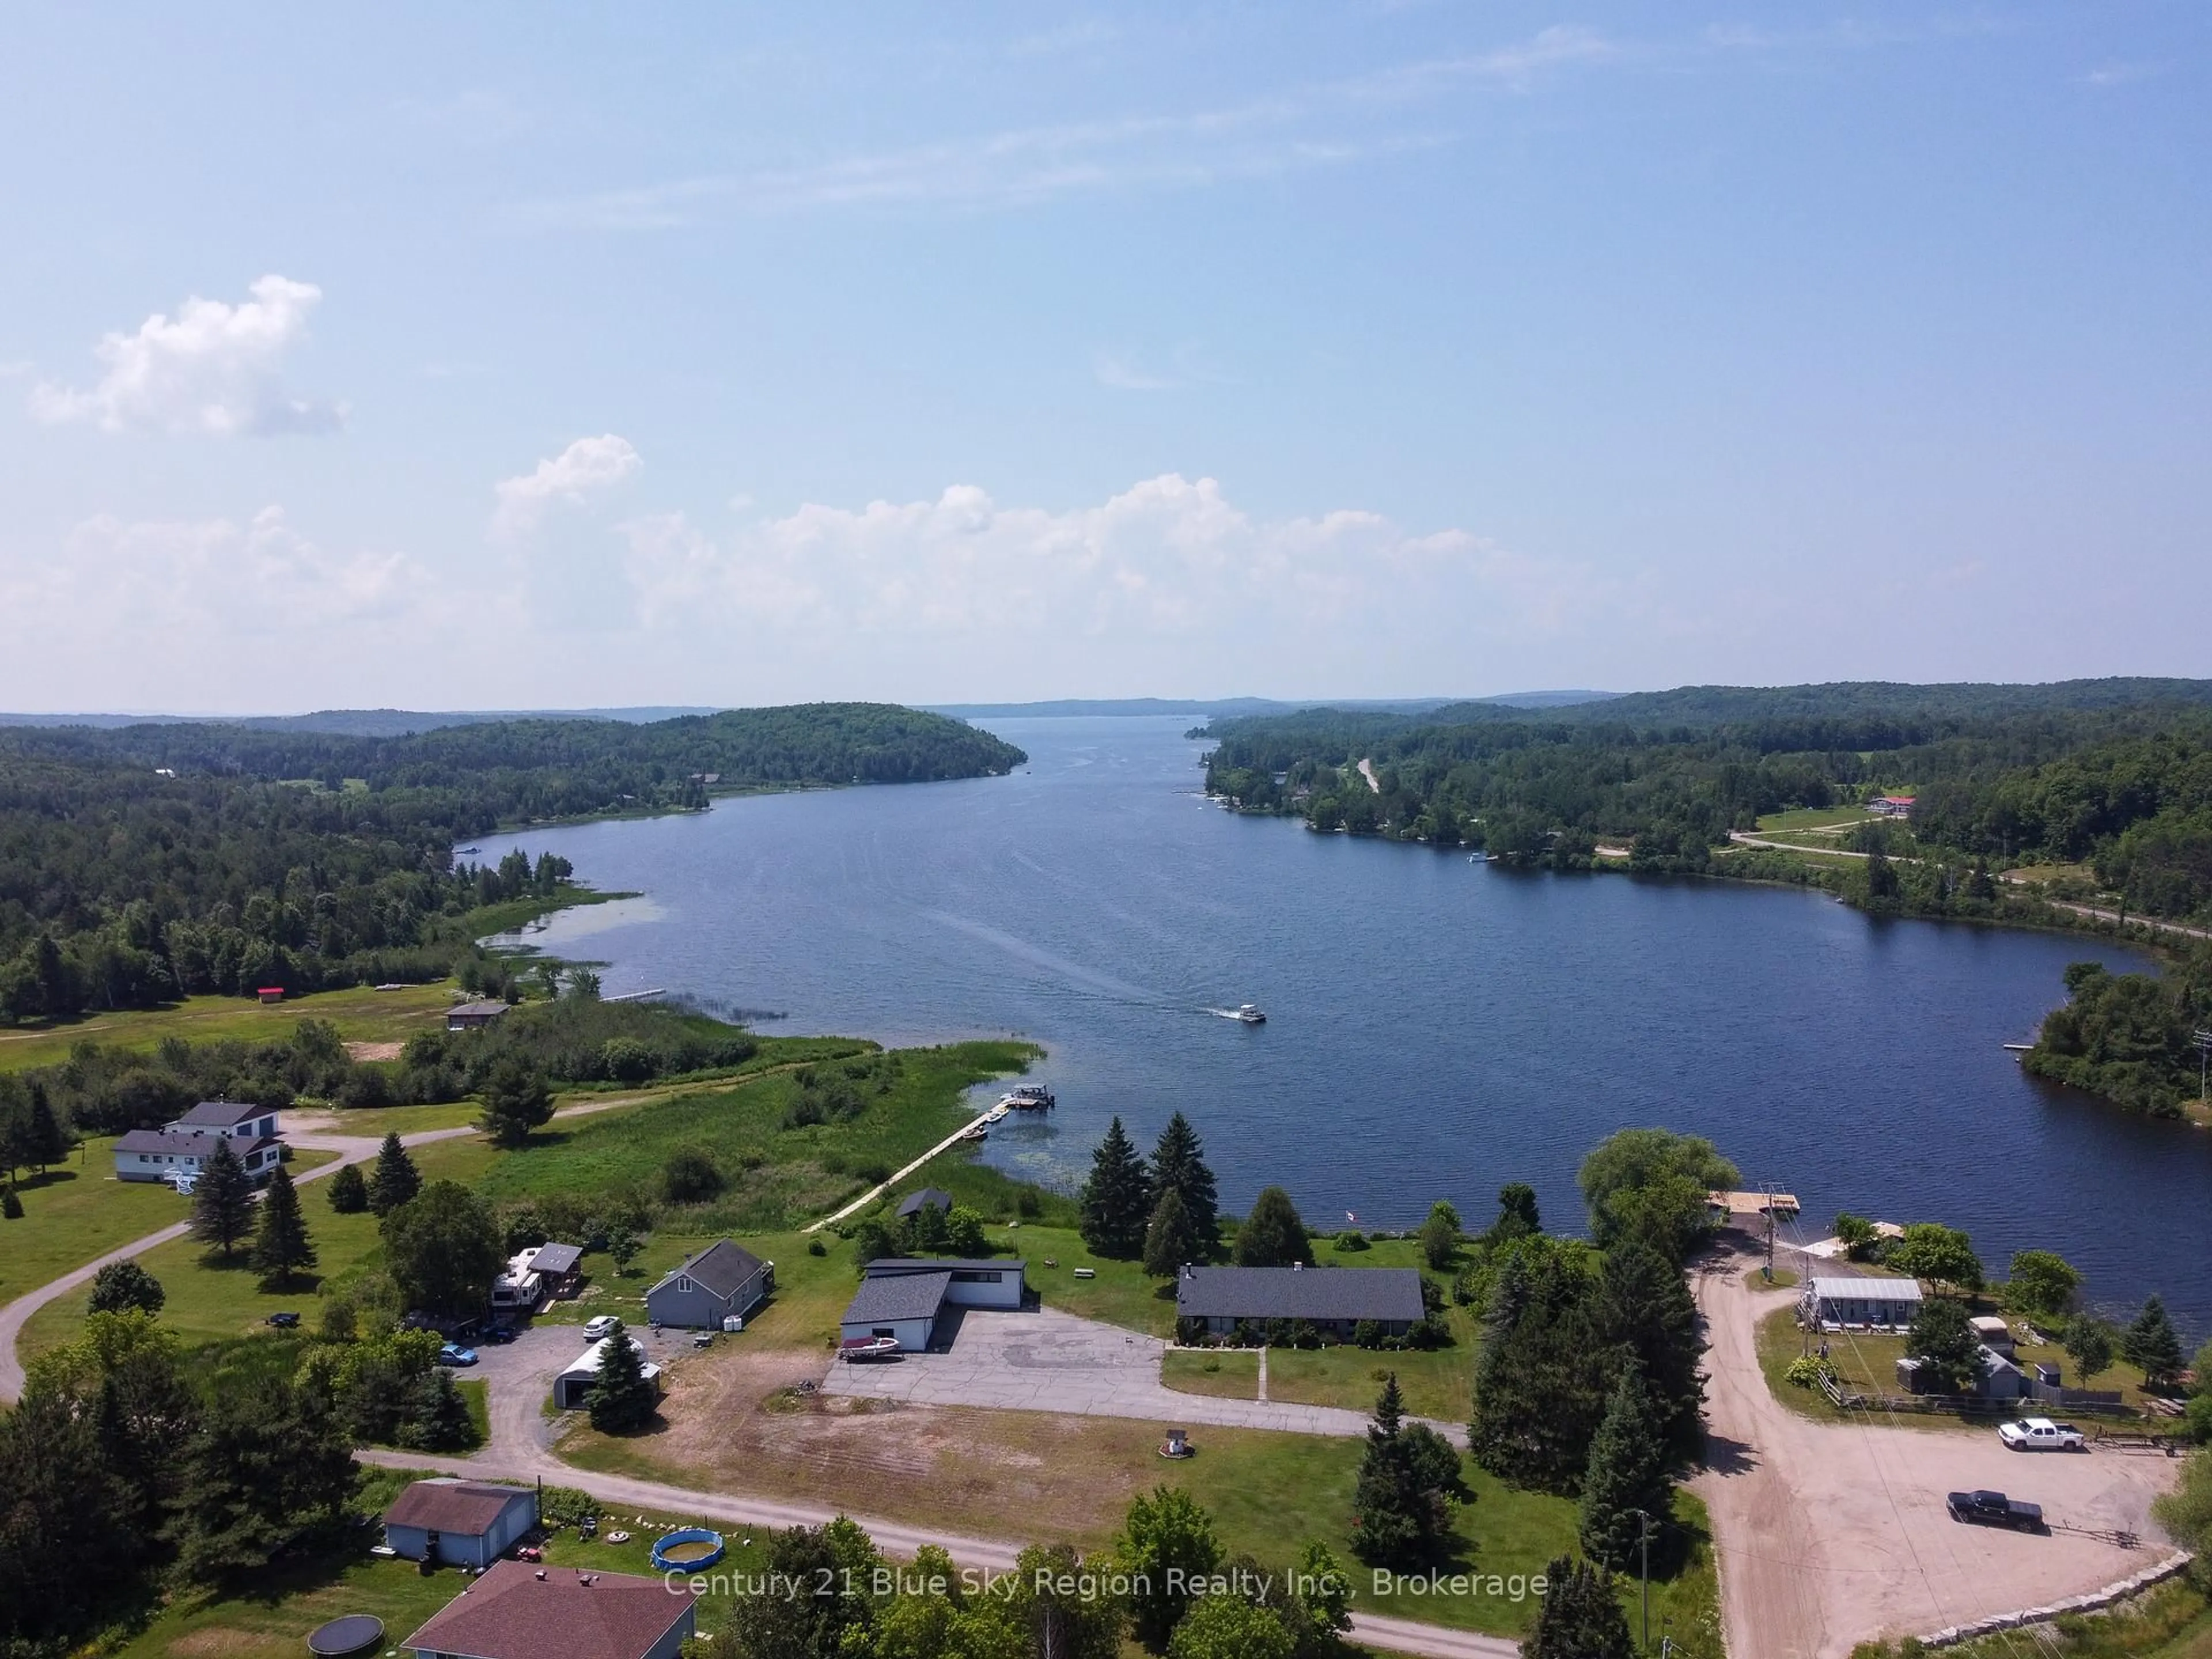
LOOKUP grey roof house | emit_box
[113,1100,285,1186]
[838,1257,1027,1351]
[1175,1264,1426,1340]
[644,1239,774,1330]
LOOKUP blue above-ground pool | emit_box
[652,1528,726,1572]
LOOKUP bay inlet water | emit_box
[477,716,2212,1332]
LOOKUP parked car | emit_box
[265,1311,300,1329]
[584,1315,620,1340]
[437,1343,479,1367]
[1999,1417,2085,1452]
[1948,1490,2045,1531]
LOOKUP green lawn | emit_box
[1017,1225,1182,1335]
[0,982,460,1072]
[1268,1338,1475,1425]
[1756,806,1878,831]
[476,1041,1038,1233]
[20,1139,492,1361]
[1162,1349,1260,1399]
[0,1141,210,1308]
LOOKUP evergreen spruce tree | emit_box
[326,1161,368,1214]
[1149,1113,1218,1250]
[1143,1187,1210,1280]
[1596,1238,1706,1453]
[1233,1185,1313,1267]
[249,1164,317,1287]
[1577,1365,1672,1571]
[188,1138,255,1259]
[1523,1556,1635,1659]
[1078,1117,1153,1258]
[476,1056,555,1147]
[2122,1295,2185,1388]
[1351,1373,1455,1566]
[585,1318,659,1433]
[404,1368,479,1452]
[366,1132,420,1217]
[23,1085,67,1171]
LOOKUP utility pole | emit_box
[2195,1029,2212,1110]
[1629,1509,1656,1649]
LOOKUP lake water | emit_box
[475,716,2212,1334]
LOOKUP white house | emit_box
[552,1335,662,1410]
[1800,1275,1924,1330]
[837,1258,1027,1352]
[113,1101,285,1186]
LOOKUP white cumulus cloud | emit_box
[493,434,643,536]
[31,275,344,437]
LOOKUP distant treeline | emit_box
[0,703,1023,1022]
[1201,680,2212,925]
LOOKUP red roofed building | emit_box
[402,1559,697,1659]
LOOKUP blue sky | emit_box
[1,4,2205,711]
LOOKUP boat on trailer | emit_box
[839,1335,902,1362]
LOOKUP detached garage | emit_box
[838,1259,1027,1351]
[384,1479,538,1567]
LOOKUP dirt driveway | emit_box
[1692,1236,2182,1659]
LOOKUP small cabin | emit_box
[256,986,286,1005]
[383,1479,539,1568]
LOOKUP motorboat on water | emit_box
[1236,1004,1267,1025]
[999,1084,1056,1110]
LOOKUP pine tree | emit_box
[1352,1373,1447,1566]
[403,1367,479,1452]
[1078,1117,1153,1258]
[189,1138,255,1259]
[476,1056,555,1147]
[23,1085,67,1171]
[1149,1113,1218,1248]
[1596,1239,1706,1453]
[249,1164,317,1287]
[1523,1556,1634,1659]
[2122,1295,2185,1388]
[1233,1185,1312,1267]
[1143,1188,1210,1279]
[1577,1365,1671,1571]
[585,1318,659,1433]
[326,1161,368,1214]
[366,1132,420,1216]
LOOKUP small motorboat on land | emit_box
[1236,1004,1267,1025]
[999,1084,1056,1111]
[840,1335,902,1362]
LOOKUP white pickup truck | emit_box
[1999,1416,2085,1452]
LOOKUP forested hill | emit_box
[0,703,1021,1021]
[1200,680,2212,926]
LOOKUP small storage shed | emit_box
[384,1479,539,1567]
[1801,1276,1924,1330]
[446,999,511,1032]
[895,1188,953,1221]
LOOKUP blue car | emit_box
[437,1343,479,1367]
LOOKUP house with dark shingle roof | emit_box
[895,1187,953,1221]
[383,1479,539,1567]
[838,1258,1027,1351]
[1175,1264,1426,1340]
[402,1559,696,1659]
[644,1238,774,1330]
[113,1100,284,1186]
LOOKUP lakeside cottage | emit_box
[838,1257,1028,1352]
[1175,1264,1425,1342]
[402,1559,696,1659]
[446,998,512,1031]
[644,1238,774,1331]
[1800,1275,1925,1330]
[113,1100,284,1186]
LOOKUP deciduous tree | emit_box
[2007,1249,2082,1317]
[86,1260,165,1317]
[1116,1486,1222,1653]
[380,1181,501,1317]
[1905,1296,1986,1393]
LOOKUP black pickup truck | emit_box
[1947,1490,2045,1531]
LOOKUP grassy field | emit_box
[0,981,462,1071]
[1754,1304,2170,1431]
[1757,806,1878,831]
[1162,1349,1261,1399]
[475,1040,1038,1233]
[20,1138,494,1362]
[1850,1578,2212,1659]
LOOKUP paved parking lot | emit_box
[821,1305,1388,1437]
